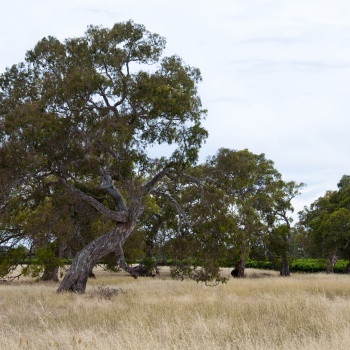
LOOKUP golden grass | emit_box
[1,267,350,349]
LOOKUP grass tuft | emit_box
[88,286,125,301]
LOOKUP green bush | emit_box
[290,258,349,273]
[290,258,326,273]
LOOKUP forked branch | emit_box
[60,178,128,222]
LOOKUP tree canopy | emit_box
[299,175,350,272]
[0,21,207,292]
[151,148,303,280]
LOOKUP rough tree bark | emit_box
[56,168,175,293]
[235,259,246,278]
[57,222,136,293]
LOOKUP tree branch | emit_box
[59,178,128,222]
[99,171,128,211]
[150,189,190,230]
[142,167,173,194]
[115,243,138,278]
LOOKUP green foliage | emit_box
[0,21,208,288]
[149,148,303,281]
[99,253,121,273]
[201,148,302,275]
[299,174,350,261]
[169,258,227,285]
[0,246,28,278]
[22,244,65,280]
[140,257,159,276]
[290,258,348,273]
[290,258,327,273]
[245,259,274,270]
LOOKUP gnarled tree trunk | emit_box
[57,222,136,293]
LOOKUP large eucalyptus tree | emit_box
[0,21,207,293]
[204,148,303,277]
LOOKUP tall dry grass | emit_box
[1,268,350,349]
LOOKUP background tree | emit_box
[161,148,303,279]
[204,148,287,277]
[267,180,305,276]
[299,175,350,273]
[166,166,232,284]
[0,21,207,293]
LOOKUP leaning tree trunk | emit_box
[57,222,136,293]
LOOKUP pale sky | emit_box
[1,0,350,219]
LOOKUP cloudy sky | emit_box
[1,0,350,219]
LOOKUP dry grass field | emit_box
[1,267,350,350]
